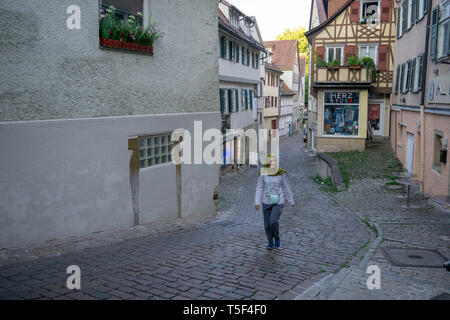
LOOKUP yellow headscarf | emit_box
[260,154,287,176]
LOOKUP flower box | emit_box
[100,38,123,49]
[100,38,154,54]
[348,65,362,69]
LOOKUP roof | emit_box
[280,81,295,96]
[264,62,283,74]
[299,53,307,77]
[218,8,265,52]
[305,0,353,41]
[263,40,299,70]
[309,0,328,30]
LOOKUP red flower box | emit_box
[100,38,153,54]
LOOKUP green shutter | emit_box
[220,89,225,113]
[256,53,259,69]
[417,54,424,91]
[236,45,239,63]
[402,1,407,34]
[400,63,405,93]
[235,89,239,112]
[247,50,250,66]
[424,0,428,15]
[397,7,402,38]
[395,65,400,94]
[410,58,416,92]
[411,0,415,25]
[430,6,439,60]
[445,21,450,56]
[249,90,253,109]
[242,47,245,65]
[405,60,411,92]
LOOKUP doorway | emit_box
[368,101,385,136]
[406,133,415,175]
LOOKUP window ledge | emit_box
[99,39,154,55]
[432,165,442,174]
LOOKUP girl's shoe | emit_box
[266,244,274,250]
[274,240,280,248]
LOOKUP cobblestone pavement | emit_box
[0,134,372,300]
[296,157,450,300]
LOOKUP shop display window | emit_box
[323,92,360,136]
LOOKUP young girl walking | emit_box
[254,154,295,250]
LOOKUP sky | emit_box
[227,0,311,41]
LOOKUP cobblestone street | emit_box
[0,134,372,300]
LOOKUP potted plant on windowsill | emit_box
[99,6,164,54]
[361,57,377,81]
[316,58,328,68]
[347,56,362,69]
[327,59,341,70]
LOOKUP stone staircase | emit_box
[365,136,391,150]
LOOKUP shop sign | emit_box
[324,92,360,104]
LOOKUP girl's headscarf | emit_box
[260,153,287,176]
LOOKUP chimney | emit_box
[327,0,349,17]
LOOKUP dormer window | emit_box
[230,11,239,29]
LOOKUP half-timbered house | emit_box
[306,0,397,152]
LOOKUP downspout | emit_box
[419,0,433,192]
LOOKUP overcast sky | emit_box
[227,0,311,41]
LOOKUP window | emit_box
[361,0,380,22]
[139,134,174,168]
[403,60,412,93]
[230,12,239,29]
[220,88,226,113]
[412,54,424,92]
[400,63,406,93]
[434,1,450,60]
[433,132,444,173]
[323,92,360,136]
[402,0,408,34]
[326,46,344,65]
[235,89,239,112]
[249,90,253,109]
[101,0,143,23]
[395,65,400,94]
[228,89,234,113]
[359,44,378,65]
[220,36,227,59]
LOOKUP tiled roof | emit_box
[218,8,265,52]
[263,40,299,70]
[265,62,283,74]
[299,53,307,77]
[280,81,295,96]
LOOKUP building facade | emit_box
[0,0,220,247]
[218,1,265,171]
[263,61,283,140]
[306,0,397,152]
[391,0,450,198]
[280,81,296,136]
[264,40,301,134]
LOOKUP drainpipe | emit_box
[419,0,433,192]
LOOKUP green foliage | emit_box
[276,27,309,74]
[347,56,362,66]
[361,57,376,81]
[99,6,164,45]
[316,58,327,67]
[327,59,341,69]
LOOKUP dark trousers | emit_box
[262,203,284,245]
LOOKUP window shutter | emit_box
[344,45,357,64]
[430,6,439,60]
[424,0,428,15]
[256,54,259,69]
[411,0,416,26]
[397,6,402,38]
[220,89,225,113]
[228,89,233,113]
[249,90,253,109]
[414,0,419,22]
[405,60,411,92]
[417,54,423,91]
[378,45,389,71]
[221,37,226,58]
[395,65,400,94]
[400,63,405,93]
[402,1,407,34]
[316,46,325,61]
[350,1,360,23]
[235,89,239,112]
[381,0,391,22]
[409,58,416,92]
[236,45,239,62]
[242,47,245,65]
[445,21,450,56]
[247,49,250,66]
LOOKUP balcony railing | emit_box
[314,66,373,85]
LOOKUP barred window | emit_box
[139,134,174,168]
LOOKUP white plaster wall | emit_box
[0,112,220,247]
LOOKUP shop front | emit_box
[316,89,368,152]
